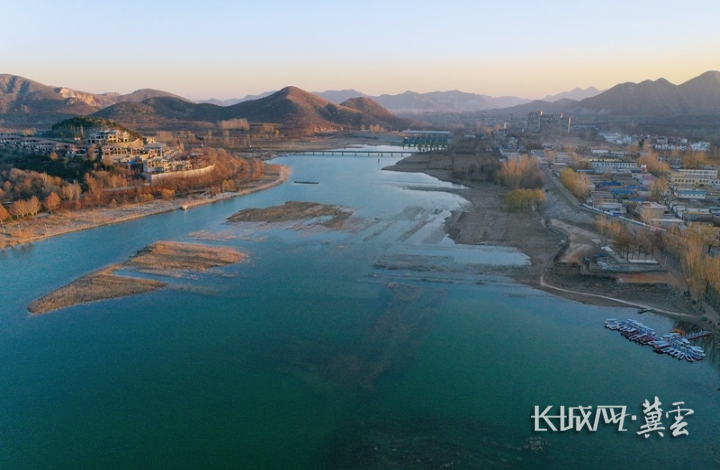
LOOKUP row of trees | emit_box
[0,194,63,220]
[596,215,720,304]
[663,225,720,300]
[219,118,250,131]
[559,168,591,200]
[595,217,659,260]
[0,168,66,202]
[0,148,253,222]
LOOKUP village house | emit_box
[636,202,666,221]
[670,168,719,186]
[589,158,638,172]
[84,129,137,145]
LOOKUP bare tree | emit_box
[27,196,41,216]
[10,199,30,218]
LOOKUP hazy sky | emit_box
[3,0,719,100]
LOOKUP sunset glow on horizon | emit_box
[4,0,720,100]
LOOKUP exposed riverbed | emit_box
[1,148,719,469]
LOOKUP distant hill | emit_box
[115,88,191,104]
[0,74,101,125]
[200,91,276,107]
[541,86,602,102]
[205,90,372,107]
[93,87,408,133]
[677,71,720,114]
[220,87,395,133]
[484,71,720,118]
[93,97,222,128]
[339,97,410,129]
[0,74,193,126]
[486,98,580,117]
[577,71,720,116]
[315,89,369,104]
[578,78,686,115]
[370,90,528,114]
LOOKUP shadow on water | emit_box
[315,414,552,470]
[673,320,720,368]
[246,283,446,394]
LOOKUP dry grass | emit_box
[29,266,166,315]
[128,241,245,271]
[29,241,245,315]
[227,201,353,228]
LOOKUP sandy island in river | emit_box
[227,201,354,229]
[29,241,245,315]
[129,241,244,271]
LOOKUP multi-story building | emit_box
[657,154,683,168]
[589,159,638,172]
[670,168,719,186]
[526,111,571,134]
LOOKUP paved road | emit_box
[539,273,697,320]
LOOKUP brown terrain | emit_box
[227,201,354,229]
[28,265,167,315]
[128,241,245,271]
[0,74,188,126]
[29,241,245,315]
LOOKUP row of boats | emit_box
[604,318,706,362]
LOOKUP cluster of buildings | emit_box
[1,129,211,181]
[597,132,635,146]
[546,148,720,232]
[80,129,174,165]
[599,132,711,153]
[1,132,76,155]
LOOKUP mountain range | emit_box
[0,74,187,126]
[204,89,538,113]
[577,71,720,115]
[201,87,603,113]
[2,71,720,131]
[541,87,602,103]
[93,87,416,134]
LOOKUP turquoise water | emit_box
[1,149,719,469]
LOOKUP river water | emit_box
[1,148,719,469]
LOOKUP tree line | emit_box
[0,148,253,222]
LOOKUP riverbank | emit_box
[0,163,289,250]
[385,152,720,331]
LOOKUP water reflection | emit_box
[674,320,719,367]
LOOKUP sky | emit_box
[3,0,720,101]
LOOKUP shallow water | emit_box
[1,149,719,469]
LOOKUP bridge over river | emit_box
[287,150,416,157]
